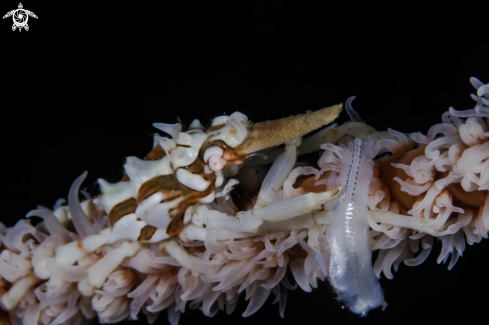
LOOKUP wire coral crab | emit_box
[0,77,488,324]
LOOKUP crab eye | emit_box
[208,156,227,172]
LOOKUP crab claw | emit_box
[236,104,342,155]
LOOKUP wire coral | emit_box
[0,77,487,324]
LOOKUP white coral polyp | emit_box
[451,142,489,191]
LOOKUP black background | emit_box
[1,1,488,324]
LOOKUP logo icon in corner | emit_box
[3,3,37,32]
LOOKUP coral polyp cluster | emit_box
[0,78,487,324]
